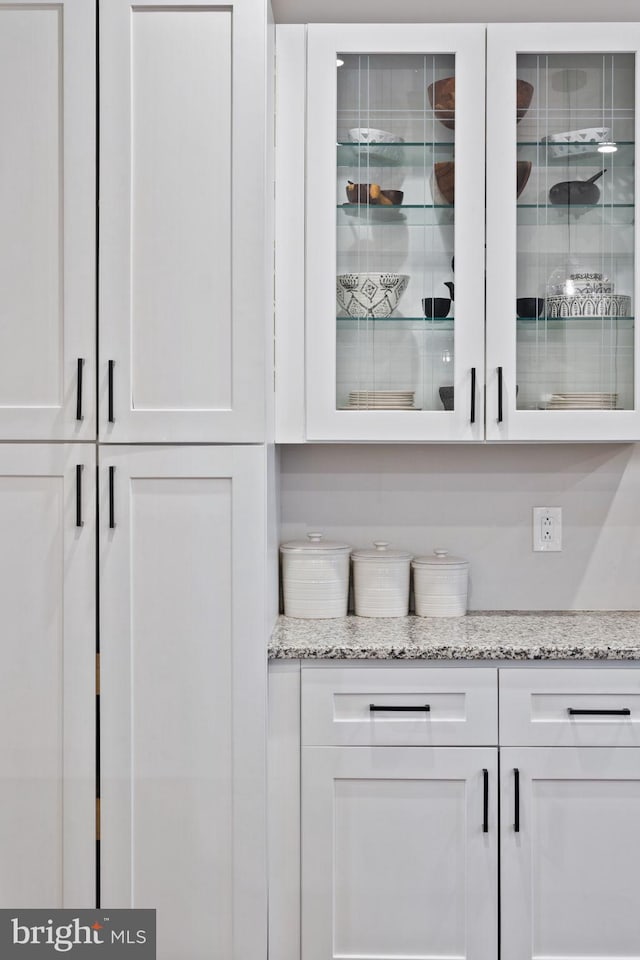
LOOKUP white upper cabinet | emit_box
[0,0,95,440]
[276,24,486,441]
[487,23,640,441]
[99,0,267,443]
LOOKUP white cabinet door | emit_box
[501,747,640,960]
[302,746,497,960]
[486,23,640,441]
[99,0,267,443]
[0,445,95,906]
[293,24,486,442]
[100,446,267,960]
[0,1,95,440]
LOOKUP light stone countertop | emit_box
[269,612,640,660]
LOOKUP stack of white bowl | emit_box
[280,533,351,619]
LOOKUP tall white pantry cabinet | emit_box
[0,2,272,960]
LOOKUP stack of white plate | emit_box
[547,392,618,410]
[344,390,416,410]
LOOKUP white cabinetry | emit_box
[500,668,640,960]
[0,445,95,906]
[501,748,640,960]
[299,665,498,960]
[276,21,640,442]
[270,661,640,960]
[0,0,95,440]
[99,0,267,443]
[487,23,640,441]
[100,445,267,960]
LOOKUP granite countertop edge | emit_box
[269,612,640,661]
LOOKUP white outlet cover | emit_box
[532,506,562,552]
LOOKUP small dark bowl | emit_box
[516,297,544,318]
[423,297,451,318]
[439,386,454,411]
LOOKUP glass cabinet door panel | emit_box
[516,53,634,414]
[336,53,456,415]
[305,25,485,442]
[487,24,640,441]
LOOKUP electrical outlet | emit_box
[532,507,562,552]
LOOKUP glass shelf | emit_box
[337,203,454,226]
[337,142,454,168]
[517,141,634,166]
[338,316,454,327]
[516,315,634,325]
[517,204,634,225]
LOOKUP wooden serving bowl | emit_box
[345,182,404,205]
[428,77,534,130]
[434,160,531,205]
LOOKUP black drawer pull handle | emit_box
[470,367,476,424]
[108,360,115,423]
[497,366,503,423]
[482,768,488,833]
[76,464,83,528]
[514,768,520,833]
[76,358,84,421]
[369,704,430,713]
[109,466,115,529]
[568,707,631,716]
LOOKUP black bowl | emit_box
[516,297,544,319]
[423,297,451,318]
[439,386,454,411]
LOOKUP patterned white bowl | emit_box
[542,127,611,158]
[337,273,409,318]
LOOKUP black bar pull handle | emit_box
[76,464,83,528]
[76,358,84,421]
[108,466,115,529]
[568,707,631,716]
[497,366,503,423]
[470,367,476,424]
[514,768,520,832]
[482,768,489,833]
[369,704,431,713]
[108,360,115,423]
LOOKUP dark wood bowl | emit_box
[434,160,531,205]
[345,182,404,205]
[427,77,456,130]
[428,77,534,130]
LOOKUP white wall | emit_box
[279,442,640,610]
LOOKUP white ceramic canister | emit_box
[412,549,469,617]
[280,532,351,619]
[352,541,412,617]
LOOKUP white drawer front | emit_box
[500,668,640,746]
[302,666,497,746]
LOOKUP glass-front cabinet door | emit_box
[306,25,485,441]
[487,23,640,441]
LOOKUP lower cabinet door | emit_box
[100,445,267,960]
[302,746,498,960]
[501,747,640,960]
[0,445,95,906]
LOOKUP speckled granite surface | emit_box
[269,612,640,660]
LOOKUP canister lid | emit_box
[352,541,412,562]
[412,548,468,567]
[280,532,351,554]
